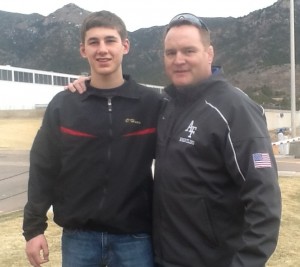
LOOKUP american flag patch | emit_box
[252,153,272,168]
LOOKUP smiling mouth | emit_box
[97,58,110,62]
[174,70,188,74]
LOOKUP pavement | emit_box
[275,154,300,177]
[0,149,29,215]
[0,150,299,216]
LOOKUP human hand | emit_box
[65,76,90,94]
[25,234,49,267]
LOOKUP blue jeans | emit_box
[61,229,154,267]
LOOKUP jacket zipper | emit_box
[107,97,113,161]
[99,97,113,209]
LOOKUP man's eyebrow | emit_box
[104,35,119,39]
[87,35,119,41]
[87,37,98,41]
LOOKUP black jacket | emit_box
[153,73,281,267]
[23,76,162,241]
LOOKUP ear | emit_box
[207,45,214,64]
[123,39,130,55]
[80,43,87,58]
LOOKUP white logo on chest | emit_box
[179,120,197,145]
[185,120,197,138]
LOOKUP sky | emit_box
[0,0,279,31]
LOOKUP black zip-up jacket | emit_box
[153,73,281,267]
[23,75,162,241]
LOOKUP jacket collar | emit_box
[165,70,225,102]
[80,75,140,101]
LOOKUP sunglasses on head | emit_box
[168,13,209,31]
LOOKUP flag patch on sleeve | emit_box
[252,153,272,168]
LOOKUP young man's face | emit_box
[80,27,129,77]
[164,25,214,89]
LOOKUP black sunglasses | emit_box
[168,13,209,31]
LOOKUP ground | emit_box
[0,117,299,266]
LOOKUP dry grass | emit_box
[267,177,300,267]
[0,178,299,267]
[0,212,62,267]
[0,118,42,150]
[0,117,299,266]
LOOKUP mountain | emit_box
[0,0,299,108]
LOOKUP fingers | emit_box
[27,255,49,267]
[64,82,77,93]
[64,77,88,94]
[26,235,50,267]
[41,241,49,262]
[27,249,49,267]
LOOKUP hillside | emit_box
[0,0,299,108]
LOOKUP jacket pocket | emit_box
[162,191,220,248]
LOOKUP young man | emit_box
[23,11,161,267]
[153,13,281,267]
[68,13,281,267]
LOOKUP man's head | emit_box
[164,13,214,89]
[79,11,129,81]
[80,10,128,43]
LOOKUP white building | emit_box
[0,65,78,110]
[1,65,299,132]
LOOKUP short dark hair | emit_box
[80,10,128,43]
[165,13,211,46]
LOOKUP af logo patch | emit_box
[179,120,197,145]
[185,120,197,138]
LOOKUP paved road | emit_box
[0,150,299,216]
[276,155,300,175]
[0,150,29,214]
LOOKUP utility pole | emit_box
[290,0,296,137]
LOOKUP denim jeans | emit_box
[61,229,154,267]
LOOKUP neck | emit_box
[90,71,125,89]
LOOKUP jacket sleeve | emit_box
[225,103,281,267]
[230,151,281,266]
[23,100,61,241]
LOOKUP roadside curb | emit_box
[278,171,300,177]
[0,209,23,220]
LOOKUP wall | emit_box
[265,109,300,132]
[1,81,299,133]
[0,80,64,110]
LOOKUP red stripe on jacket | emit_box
[123,128,156,137]
[60,126,97,138]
